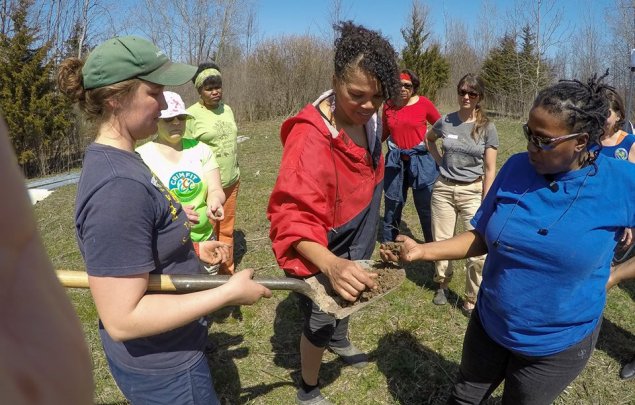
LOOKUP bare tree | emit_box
[128,0,254,65]
[473,0,499,61]
[507,0,570,97]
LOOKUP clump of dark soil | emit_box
[380,241,403,259]
[329,261,405,308]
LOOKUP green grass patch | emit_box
[36,116,635,404]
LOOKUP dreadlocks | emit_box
[533,71,612,158]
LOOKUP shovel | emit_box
[56,260,405,319]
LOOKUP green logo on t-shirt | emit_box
[169,171,202,202]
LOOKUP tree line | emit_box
[1,0,633,177]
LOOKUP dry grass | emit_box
[35,116,635,404]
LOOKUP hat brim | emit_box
[159,111,194,119]
[138,61,197,86]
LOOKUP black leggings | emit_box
[448,308,601,405]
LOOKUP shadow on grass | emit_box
[618,279,635,301]
[205,331,249,404]
[370,330,457,404]
[596,316,635,365]
[233,229,247,267]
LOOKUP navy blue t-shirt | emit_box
[75,143,207,372]
[472,153,635,356]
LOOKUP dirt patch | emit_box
[325,261,404,308]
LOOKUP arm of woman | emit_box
[0,117,93,403]
[380,230,487,263]
[628,142,635,163]
[89,269,271,341]
[205,167,225,220]
[608,256,635,290]
[426,129,443,166]
[482,147,497,198]
[294,240,377,302]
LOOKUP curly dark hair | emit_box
[532,71,612,154]
[333,21,400,102]
[192,61,222,89]
[401,68,420,93]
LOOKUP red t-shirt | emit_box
[382,96,441,149]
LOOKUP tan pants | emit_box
[216,179,240,274]
[430,177,485,304]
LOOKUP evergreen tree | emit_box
[480,28,553,116]
[400,1,449,102]
[0,0,74,176]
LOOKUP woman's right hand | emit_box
[379,235,423,263]
[182,204,200,224]
[320,257,377,302]
[224,269,272,305]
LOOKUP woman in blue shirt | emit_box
[382,74,635,404]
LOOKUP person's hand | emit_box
[183,204,200,224]
[224,268,272,305]
[320,257,377,302]
[620,228,633,248]
[199,240,230,265]
[379,235,422,263]
[207,199,224,221]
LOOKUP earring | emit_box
[330,95,336,113]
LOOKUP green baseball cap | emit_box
[82,36,196,89]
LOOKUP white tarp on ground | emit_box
[28,188,54,204]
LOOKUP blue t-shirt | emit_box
[75,143,207,372]
[472,152,635,356]
[600,133,635,160]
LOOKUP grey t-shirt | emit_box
[432,112,499,182]
[75,143,207,372]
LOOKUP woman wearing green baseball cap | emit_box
[58,36,271,404]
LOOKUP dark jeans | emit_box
[106,353,219,405]
[448,308,601,405]
[381,182,434,243]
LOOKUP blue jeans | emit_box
[448,308,600,405]
[381,182,434,243]
[106,353,220,405]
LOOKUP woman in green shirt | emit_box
[186,62,240,274]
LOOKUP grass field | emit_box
[35,116,635,404]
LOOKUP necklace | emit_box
[492,164,595,247]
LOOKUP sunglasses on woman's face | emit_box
[401,82,413,90]
[161,115,188,123]
[523,124,584,151]
[458,89,479,99]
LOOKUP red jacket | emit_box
[267,100,384,277]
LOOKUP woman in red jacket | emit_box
[267,21,400,405]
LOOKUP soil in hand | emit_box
[330,261,405,308]
[380,241,403,259]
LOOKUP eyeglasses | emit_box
[458,89,479,99]
[401,82,413,89]
[522,124,584,151]
[161,115,188,123]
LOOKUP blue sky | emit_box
[256,0,616,53]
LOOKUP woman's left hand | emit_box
[207,199,224,221]
[199,240,230,265]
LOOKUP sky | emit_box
[255,0,618,54]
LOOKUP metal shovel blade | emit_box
[55,260,405,319]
